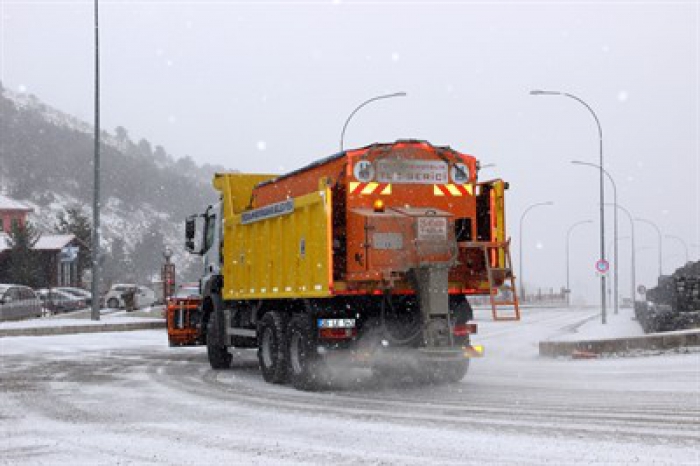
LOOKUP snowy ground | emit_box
[541,304,646,342]
[1,306,698,465]
[0,307,164,330]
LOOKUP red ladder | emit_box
[471,240,521,321]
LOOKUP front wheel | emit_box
[287,314,328,391]
[106,298,119,309]
[258,312,289,384]
[207,312,232,369]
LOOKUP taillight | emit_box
[319,328,357,340]
[453,323,477,336]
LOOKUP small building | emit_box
[0,194,33,233]
[34,234,82,287]
[0,231,82,288]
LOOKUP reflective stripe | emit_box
[446,184,462,196]
[361,182,379,195]
[434,184,474,196]
[350,182,392,196]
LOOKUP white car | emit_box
[103,284,156,309]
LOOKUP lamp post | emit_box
[340,92,407,153]
[665,235,688,265]
[531,89,607,324]
[566,220,592,306]
[573,160,618,314]
[606,203,637,305]
[518,201,554,301]
[162,246,175,304]
[90,0,101,321]
[635,218,663,277]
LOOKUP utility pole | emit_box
[566,220,593,306]
[518,201,554,301]
[635,218,663,277]
[90,0,101,321]
[607,203,637,306]
[573,161,619,314]
[340,92,407,153]
[531,90,607,324]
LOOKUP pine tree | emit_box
[3,221,42,287]
[55,207,92,275]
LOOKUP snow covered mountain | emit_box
[0,85,228,283]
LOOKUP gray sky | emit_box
[2,1,698,302]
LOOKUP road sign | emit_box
[60,246,79,263]
[595,259,609,274]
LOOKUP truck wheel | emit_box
[287,314,328,391]
[207,312,232,369]
[258,312,289,384]
[431,359,469,384]
[107,298,119,309]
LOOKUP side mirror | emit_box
[185,216,196,252]
[185,214,206,255]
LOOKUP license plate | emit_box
[317,318,356,329]
[417,217,447,240]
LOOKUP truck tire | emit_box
[430,359,469,384]
[258,312,289,384]
[287,314,328,391]
[207,311,232,369]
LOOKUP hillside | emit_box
[0,83,228,284]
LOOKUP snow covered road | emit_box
[1,307,698,465]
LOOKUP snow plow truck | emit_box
[185,140,518,390]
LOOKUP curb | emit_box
[539,328,700,357]
[0,321,165,338]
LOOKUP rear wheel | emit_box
[287,314,328,391]
[430,359,469,384]
[207,311,232,369]
[258,312,289,384]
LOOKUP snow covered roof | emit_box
[34,234,76,251]
[0,194,34,212]
[0,233,76,252]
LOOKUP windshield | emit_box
[175,287,200,298]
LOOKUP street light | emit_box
[665,235,688,264]
[606,203,637,305]
[519,201,554,301]
[566,220,592,306]
[531,89,607,324]
[90,0,101,321]
[635,218,663,277]
[340,92,407,153]
[573,160,619,315]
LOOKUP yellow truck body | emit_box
[213,174,333,301]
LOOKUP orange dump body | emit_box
[252,140,505,296]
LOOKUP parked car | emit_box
[0,284,43,321]
[103,284,156,309]
[36,289,87,314]
[56,287,93,306]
